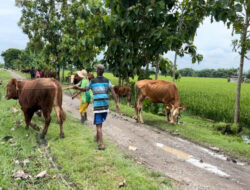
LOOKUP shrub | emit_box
[230,123,239,135]
[213,122,239,135]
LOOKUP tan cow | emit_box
[134,80,186,124]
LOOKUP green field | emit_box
[0,69,175,190]
[103,73,250,129]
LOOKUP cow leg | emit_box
[40,109,51,139]
[165,107,171,122]
[127,94,131,107]
[138,96,145,124]
[54,106,65,138]
[23,110,33,130]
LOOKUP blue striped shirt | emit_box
[86,76,113,113]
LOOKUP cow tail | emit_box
[134,83,138,120]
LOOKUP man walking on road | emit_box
[67,64,119,150]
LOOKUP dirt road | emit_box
[9,70,250,190]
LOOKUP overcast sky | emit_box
[1,0,250,71]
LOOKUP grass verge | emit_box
[0,69,176,190]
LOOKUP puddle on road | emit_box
[156,143,230,178]
[187,156,230,178]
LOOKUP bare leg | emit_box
[84,112,87,121]
[96,124,104,149]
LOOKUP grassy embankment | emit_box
[0,70,175,190]
[103,73,250,161]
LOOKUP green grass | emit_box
[109,100,250,162]
[103,73,250,129]
[0,69,176,190]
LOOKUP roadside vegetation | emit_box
[0,70,176,189]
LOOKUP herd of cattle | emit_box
[5,71,185,139]
[21,69,57,78]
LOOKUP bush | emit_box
[230,124,239,134]
[213,122,228,132]
[213,122,239,135]
[245,79,250,83]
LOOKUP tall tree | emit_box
[208,0,250,125]
[61,0,106,72]
[1,48,23,69]
[103,0,205,82]
[171,0,205,82]
[16,0,64,79]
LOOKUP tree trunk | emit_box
[234,10,249,124]
[57,65,60,81]
[146,63,149,73]
[155,60,159,80]
[118,76,121,86]
[172,51,178,82]
[126,73,130,84]
[62,66,65,83]
[70,64,73,75]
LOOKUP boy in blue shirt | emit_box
[68,64,119,150]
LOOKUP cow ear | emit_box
[180,105,186,111]
[11,78,18,91]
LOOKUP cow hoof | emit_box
[60,133,65,138]
[31,124,40,131]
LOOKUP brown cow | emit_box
[114,86,132,106]
[6,78,66,138]
[40,70,56,78]
[21,69,31,73]
[73,73,94,84]
[134,80,186,124]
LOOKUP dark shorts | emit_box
[94,112,108,125]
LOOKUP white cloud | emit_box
[0,9,19,16]
[167,17,250,71]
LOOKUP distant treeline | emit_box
[179,68,250,79]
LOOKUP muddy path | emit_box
[9,70,250,190]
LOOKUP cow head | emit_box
[170,105,186,124]
[5,78,19,100]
